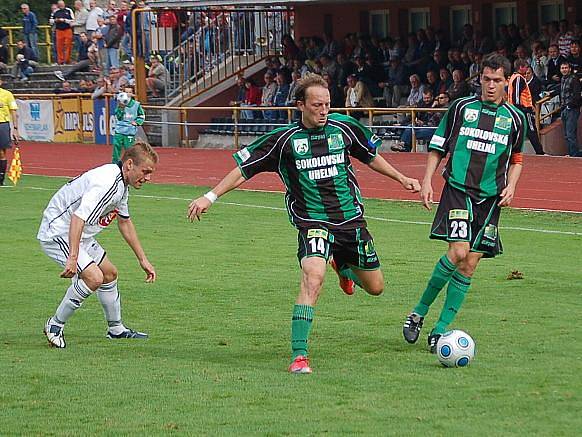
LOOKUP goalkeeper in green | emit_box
[112,92,145,163]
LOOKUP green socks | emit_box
[339,265,363,288]
[433,271,472,335]
[413,255,457,317]
[291,304,314,359]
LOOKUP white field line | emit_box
[20,186,582,237]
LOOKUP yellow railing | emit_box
[3,25,53,63]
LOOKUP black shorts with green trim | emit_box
[297,226,381,270]
[430,184,503,258]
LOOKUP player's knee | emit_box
[101,266,118,284]
[81,267,104,291]
[302,271,325,296]
[365,281,384,296]
[448,246,470,264]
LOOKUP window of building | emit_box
[450,5,472,43]
[539,0,565,26]
[409,8,430,33]
[370,10,390,39]
[493,2,517,28]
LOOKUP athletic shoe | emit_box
[288,355,312,374]
[54,70,65,81]
[44,318,66,348]
[106,328,148,339]
[428,333,442,354]
[330,258,355,295]
[402,312,424,344]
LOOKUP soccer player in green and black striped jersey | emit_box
[187,74,420,374]
[402,54,526,353]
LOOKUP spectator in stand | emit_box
[54,80,78,94]
[335,53,356,88]
[507,24,522,52]
[48,3,59,64]
[79,79,95,93]
[557,19,573,57]
[525,65,543,105]
[427,50,447,74]
[507,59,545,155]
[292,59,309,78]
[21,3,39,60]
[53,0,75,65]
[393,90,451,153]
[135,0,154,59]
[406,74,426,107]
[72,0,88,58]
[425,69,441,97]
[547,43,565,88]
[91,75,113,99]
[566,40,582,77]
[13,40,38,80]
[286,70,301,106]
[438,67,453,94]
[14,54,34,81]
[109,66,128,92]
[345,73,374,119]
[104,14,122,76]
[322,72,343,108]
[54,32,94,80]
[260,71,277,112]
[530,40,548,81]
[379,56,408,107]
[319,32,341,59]
[145,54,168,98]
[116,0,131,60]
[559,61,582,157]
[447,69,471,100]
[85,0,103,38]
[229,74,246,106]
[266,71,290,120]
[281,34,300,62]
[240,78,262,120]
[104,0,118,19]
[319,54,338,84]
[94,16,107,72]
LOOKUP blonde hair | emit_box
[294,73,328,103]
[122,140,159,165]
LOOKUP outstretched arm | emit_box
[117,216,156,282]
[367,154,421,192]
[187,166,246,221]
[420,151,444,210]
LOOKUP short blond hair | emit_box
[122,140,159,165]
[294,73,328,103]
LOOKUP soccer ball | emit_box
[117,92,131,105]
[436,330,476,367]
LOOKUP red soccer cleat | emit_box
[330,258,355,295]
[288,355,312,374]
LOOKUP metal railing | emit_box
[1,25,53,63]
[132,7,293,104]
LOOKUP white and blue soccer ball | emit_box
[116,92,131,105]
[436,330,476,367]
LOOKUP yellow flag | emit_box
[8,147,22,185]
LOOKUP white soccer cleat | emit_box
[44,318,66,348]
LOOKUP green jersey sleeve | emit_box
[232,130,283,179]
[332,114,379,164]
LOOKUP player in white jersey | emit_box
[38,141,159,348]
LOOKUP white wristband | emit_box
[204,191,218,204]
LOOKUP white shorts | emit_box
[40,237,106,273]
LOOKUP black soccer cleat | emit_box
[428,333,442,354]
[403,312,424,344]
[106,328,148,339]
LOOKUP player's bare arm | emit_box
[420,151,444,210]
[61,214,85,278]
[11,109,18,141]
[117,216,156,282]
[498,163,523,207]
[187,166,246,221]
[367,154,421,192]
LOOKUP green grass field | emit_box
[1,175,581,435]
